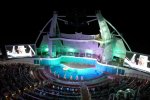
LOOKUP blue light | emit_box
[37,56,119,81]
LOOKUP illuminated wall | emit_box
[58,40,103,55]
[40,38,102,57]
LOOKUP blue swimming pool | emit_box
[49,64,103,80]
[35,56,124,81]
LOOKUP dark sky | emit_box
[0,1,150,55]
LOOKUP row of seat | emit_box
[0,62,150,100]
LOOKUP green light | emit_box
[68,48,75,52]
[44,48,49,52]
[37,43,49,56]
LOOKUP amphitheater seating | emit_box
[0,62,150,100]
[0,63,39,99]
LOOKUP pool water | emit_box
[50,64,103,80]
[35,56,124,81]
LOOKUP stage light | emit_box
[68,48,75,52]
[44,48,49,52]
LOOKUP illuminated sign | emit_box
[123,52,150,72]
[5,44,36,58]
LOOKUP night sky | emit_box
[0,1,150,55]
